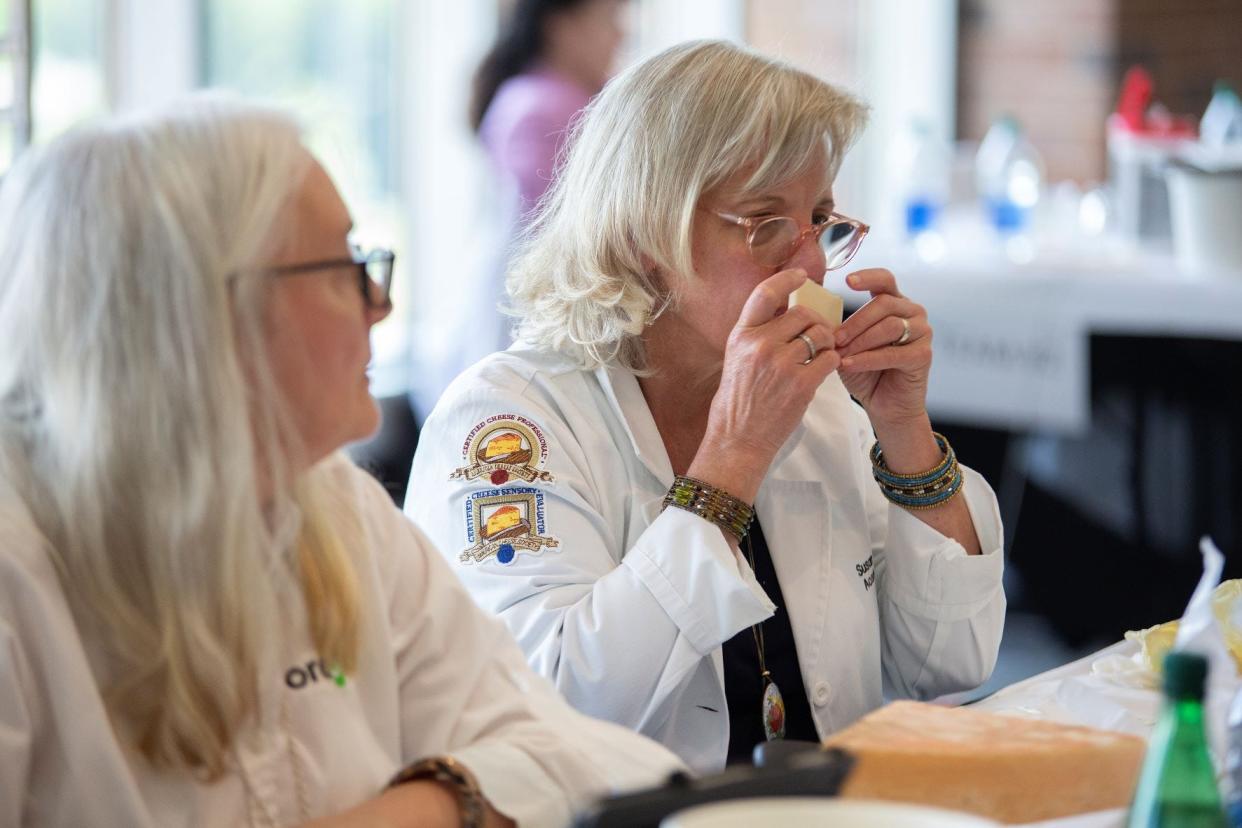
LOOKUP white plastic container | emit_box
[1108,119,1191,244]
[1166,162,1242,273]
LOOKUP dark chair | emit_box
[346,394,420,506]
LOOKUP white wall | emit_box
[399,0,500,404]
[634,0,746,56]
[104,0,198,112]
[847,0,957,229]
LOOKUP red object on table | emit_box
[1113,65,1197,138]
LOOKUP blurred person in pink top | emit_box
[410,0,628,422]
[470,0,628,220]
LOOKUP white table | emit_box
[972,640,1152,732]
[839,235,1242,434]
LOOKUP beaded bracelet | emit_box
[663,475,755,541]
[870,432,964,510]
[877,466,964,510]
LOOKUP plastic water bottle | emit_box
[897,120,952,262]
[1200,82,1242,148]
[975,116,1044,262]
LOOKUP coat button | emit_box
[812,681,831,706]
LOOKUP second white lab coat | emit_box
[0,454,682,827]
[406,344,1006,773]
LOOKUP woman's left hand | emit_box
[833,268,932,429]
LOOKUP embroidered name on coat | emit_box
[855,554,876,591]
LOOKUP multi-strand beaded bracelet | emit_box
[662,433,963,538]
[663,475,756,540]
[869,431,964,510]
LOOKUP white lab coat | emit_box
[406,344,1007,774]
[0,454,681,827]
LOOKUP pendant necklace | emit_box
[745,532,786,741]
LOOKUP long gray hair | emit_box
[0,98,360,777]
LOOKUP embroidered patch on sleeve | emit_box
[450,415,556,486]
[461,487,560,565]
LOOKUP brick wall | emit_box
[957,0,1242,184]
[956,0,1116,185]
[746,0,859,87]
[745,1,1242,186]
[1117,0,1242,119]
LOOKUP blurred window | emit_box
[30,0,105,146]
[1,0,33,174]
[202,0,410,384]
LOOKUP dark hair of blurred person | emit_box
[468,0,626,134]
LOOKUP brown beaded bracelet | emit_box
[387,756,484,828]
[662,475,755,541]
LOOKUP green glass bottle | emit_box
[1128,651,1227,828]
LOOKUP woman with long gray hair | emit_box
[407,40,1006,773]
[0,98,679,826]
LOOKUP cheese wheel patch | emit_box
[462,488,560,565]
[451,415,554,486]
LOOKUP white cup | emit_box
[1166,163,1242,274]
[661,797,1000,828]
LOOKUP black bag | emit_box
[573,743,855,828]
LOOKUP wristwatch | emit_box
[387,755,485,828]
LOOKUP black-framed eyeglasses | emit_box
[269,245,395,310]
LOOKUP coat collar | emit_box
[595,363,675,486]
[596,362,834,695]
[594,363,818,487]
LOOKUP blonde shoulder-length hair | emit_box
[507,39,869,372]
[0,98,360,778]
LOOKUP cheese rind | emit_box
[823,701,1145,824]
[788,281,844,328]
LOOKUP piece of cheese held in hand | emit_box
[788,280,844,329]
[824,701,1145,824]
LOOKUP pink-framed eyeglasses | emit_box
[714,210,870,270]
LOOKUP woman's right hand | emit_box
[687,268,841,504]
